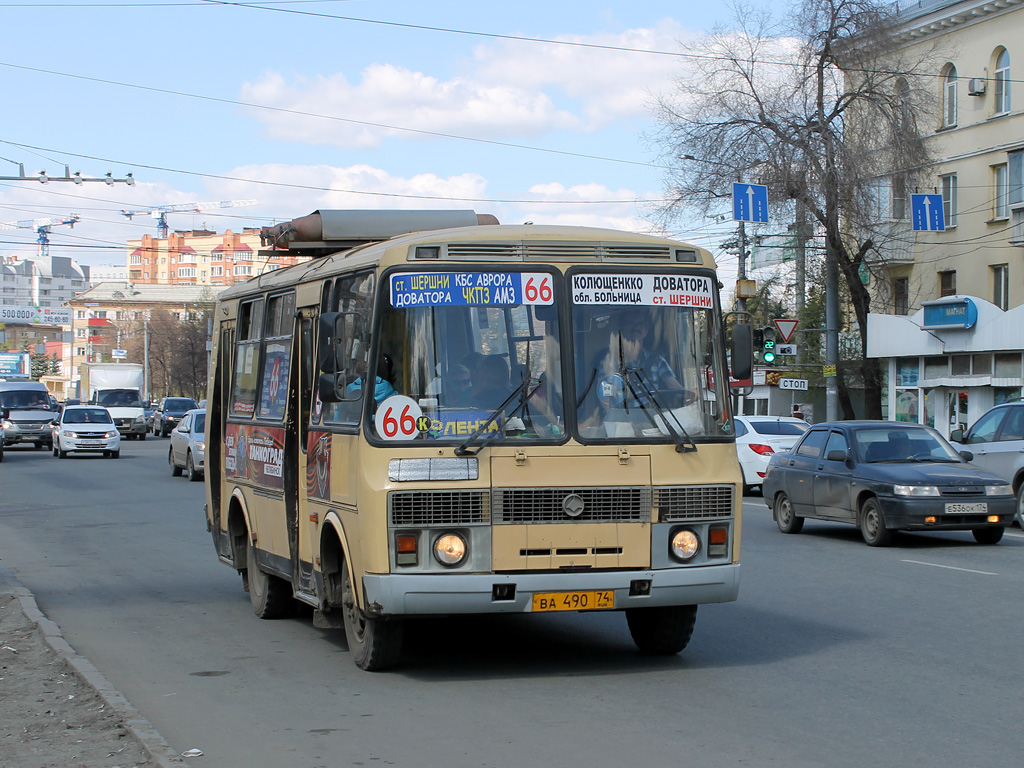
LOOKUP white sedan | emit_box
[734,415,809,491]
[52,405,121,459]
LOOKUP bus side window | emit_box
[322,272,376,426]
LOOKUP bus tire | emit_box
[341,562,403,671]
[246,539,291,619]
[626,604,698,655]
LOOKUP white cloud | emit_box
[239,18,700,148]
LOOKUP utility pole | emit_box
[825,241,840,422]
[144,320,151,403]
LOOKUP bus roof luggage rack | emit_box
[259,209,499,257]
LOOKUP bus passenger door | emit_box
[294,311,317,596]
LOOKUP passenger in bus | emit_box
[346,353,397,409]
[469,354,513,410]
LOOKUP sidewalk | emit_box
[0,563,187,768]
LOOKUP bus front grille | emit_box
[492,487,652,524]
[655,485,735,521]
[389,491,490,526]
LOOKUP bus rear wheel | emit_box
[341,563,403,671]
[626,604,698,655]
[246,539,292,619]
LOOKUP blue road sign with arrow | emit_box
[911,193,945,231]
[733,183,769,223]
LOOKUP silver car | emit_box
[169,408,205,481]
[951,401,1024,528]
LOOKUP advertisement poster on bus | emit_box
[305,429,332,501]
[225,423,285,489]
[259,342,290,421]
[570,273,715,308]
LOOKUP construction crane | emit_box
[121,200,259,238]
[0,214,81,258]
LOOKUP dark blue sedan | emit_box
[761,421,1014,546]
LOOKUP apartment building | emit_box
[864,0,1024,434]
[127,228,309,286]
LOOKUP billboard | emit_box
[0,305,72,326]
[0,352,31,378]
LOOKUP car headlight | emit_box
[62,430,78,438]
[432,533,467,567]
[893,485,941,497]
[985,484,1013,496]
[133,416,144,424]
[670,528,701,562]
[2,420,15,430]
[105,431,119,439]
[196,440,206,452]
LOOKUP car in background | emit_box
[169,408,205,482]
[0,422,5,462]
[762,421,1013,546]
[734,415,809,491]
[0,381,56,450]
[144,401,158,430]
[950,400,1024,528]
[51,405,121,459]
[152,397,199,437]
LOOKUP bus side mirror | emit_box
[318,312,342,374]
[318,372,364,404]
[731,324,753,381]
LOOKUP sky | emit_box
[0,0,787,276]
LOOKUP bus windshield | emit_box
[571,271,731,441]
[375,269,564,443]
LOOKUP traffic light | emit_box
[762,326,777,364]
[752,328,764,363]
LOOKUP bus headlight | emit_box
[669,528,700,562]
[433,532,467,567]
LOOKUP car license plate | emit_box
[945,502,987,514]
[81,441,104,447]
[532,590,615,612]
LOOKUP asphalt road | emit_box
[1,438,1022,768]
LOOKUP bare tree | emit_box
[651,0,938,418]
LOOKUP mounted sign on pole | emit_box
[733,183,769,223]
[910,194,945,231]
[773,318,799,343]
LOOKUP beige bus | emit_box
[204,210,752,670]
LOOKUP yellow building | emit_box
[865,0,1024,432]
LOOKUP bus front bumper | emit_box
[362,563,740,616]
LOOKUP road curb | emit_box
[0,564,190,768]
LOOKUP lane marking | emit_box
[901,559,997,576]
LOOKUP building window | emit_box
[76,310,85,319]
[76,328,85,338]
[76,347,86,357]
[177,267,197,278]
[941,173,957,227]
[1010,150,1023,207]
[212,266,223,277]
[939,270,956,297]
[892,175,907,220]
[994,48,1011,115]
[994,164,1009,219]
[894,277,909,315]
[992,264,1009,310]
[943,64,957,127]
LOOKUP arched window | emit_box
[994,48,1011,115]
[943,64,958,127]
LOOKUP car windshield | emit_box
[193,412,206,434]
[97,389,143,407]
[571,272,731,442]
[751,421,809,436]
[855,426,963,463]
[0,390,51,409]
[63,408,113,424]
[166,398,198,411]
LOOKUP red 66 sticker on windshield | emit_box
[374,395,423,441]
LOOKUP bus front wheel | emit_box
[626,604,697,655]
[341,564,403,671]
[246,539,291,619]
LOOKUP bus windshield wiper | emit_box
[454,376,540,456]
[621,365,698,453]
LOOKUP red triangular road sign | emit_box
[774,318,799,343]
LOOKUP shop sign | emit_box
[921,298,977,330]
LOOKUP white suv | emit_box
[952,402,1024,528]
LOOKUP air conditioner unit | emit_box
[968,78,986,96]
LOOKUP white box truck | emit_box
[82,363,148,440]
